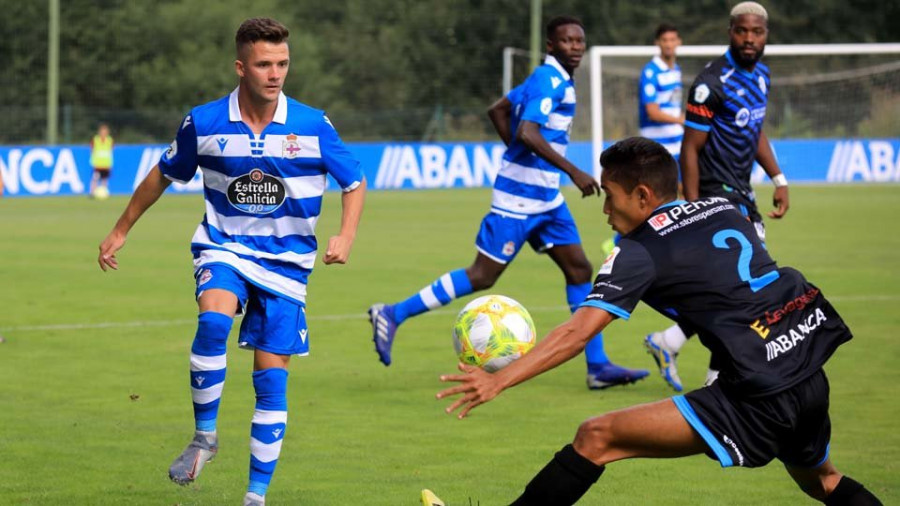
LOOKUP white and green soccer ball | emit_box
[452,295,536,372]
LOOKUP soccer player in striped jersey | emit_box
[98,18,365,506]
[369,16,648,389]
[643,2,791,393]
[639,23,684,158]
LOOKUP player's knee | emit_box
[573,415,614,464]
[466,267,499,291]
[563,260,593,285]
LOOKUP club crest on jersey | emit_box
[282,133,301,159]
[758,76,767,94]
[693,84,710,104]
[648,212,674,231]
[227,168,286,214]
[735,107,751,127]
[598,247,621,275]
[502,241,516,256]
[165,139,178,160]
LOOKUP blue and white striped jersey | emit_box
[158,88,362,305]
[493,55,576,217]
[638,56,684,156]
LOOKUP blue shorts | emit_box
[475,204,581,264]
[195,264,309,356]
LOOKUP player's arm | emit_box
[323,178,367,265]
[98,165,171,271]
[681,79,718,201]
[517,120,599,197]
[487,96,513,146]
[679,127,707,201]
[645,103,684,125]
[438,307,613,419]
[755,130,790,219]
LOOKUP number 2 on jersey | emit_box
[712,229,779,292]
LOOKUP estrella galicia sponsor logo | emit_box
[227,168,286,214]
[765,307,828,362]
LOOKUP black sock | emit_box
[510,444,605,506]
[823,476,882,506]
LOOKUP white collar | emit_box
[652,55,670,71]
[544,55,571,81]
[228,86,288,124]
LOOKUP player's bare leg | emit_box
[547,244,648,388]
[785,459,882,504]
[512,398,706,505]
[169,289,238,485]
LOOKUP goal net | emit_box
[504,44,900,175]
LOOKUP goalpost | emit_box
[503,44,900,177]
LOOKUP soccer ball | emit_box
[452,295,536,372]
[92,186,110,200]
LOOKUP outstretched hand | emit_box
[570,170,601,198]
[98,231,126,271]
[436,363,504,419]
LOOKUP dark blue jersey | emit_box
[685,51,770,218]
[582,198,851,397]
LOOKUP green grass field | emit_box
[0,185,898,505]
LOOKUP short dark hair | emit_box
[546,16,584,39]
[235,18,290,57]
[600,137,678,200]
[655,23,678,40]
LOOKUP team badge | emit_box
[598,247,621,275]
[502,241,516,256]
[540,97,553,115]
[735,107,751,127]
[197,268,213,286]
[227,168,287,214]
[758,76,767,94]
[165,139,178,160]
[693,84,710,104]
[644,83,655,98]
[282,133,301,159]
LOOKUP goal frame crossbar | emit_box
[587,43,900,175]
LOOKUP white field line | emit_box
[0,294,897,333]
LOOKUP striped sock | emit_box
[248,368,288,498]
[393,269,473,325]
[190,312,232,432]
[567,283,609,365]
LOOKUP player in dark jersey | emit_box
[436,138,881,505]
[644,1,791,392]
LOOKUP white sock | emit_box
[660,324,688,352]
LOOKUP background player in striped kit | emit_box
[639,23,684,158]
[98,18,365,506]
[437,137,881,506]
[643,2,791,393]
[369,16,648,389]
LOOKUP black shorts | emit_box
[673,369,831,468]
